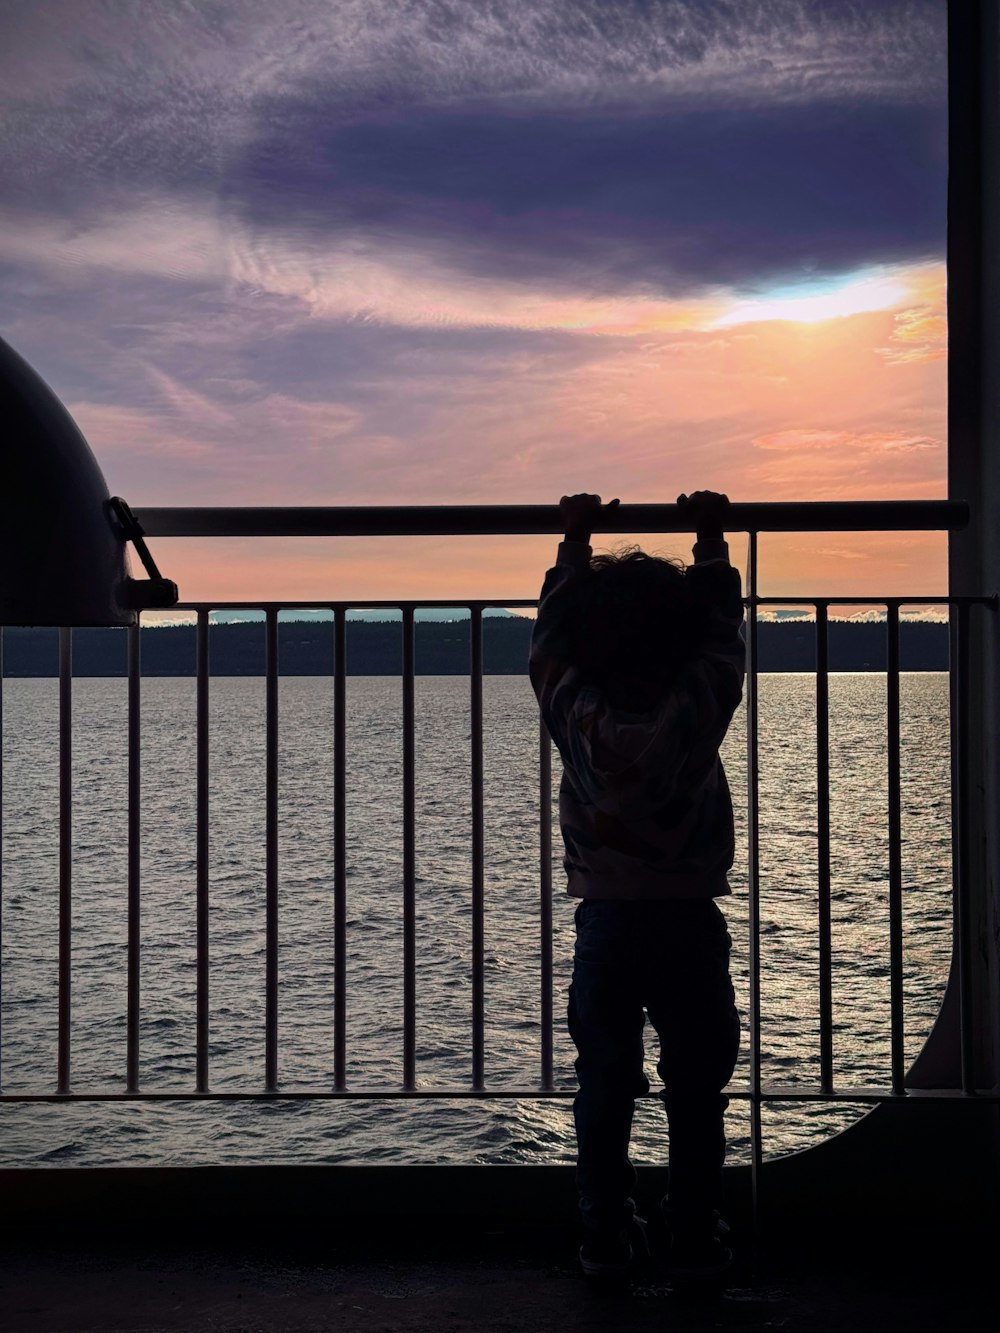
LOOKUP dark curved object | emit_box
[0,335,177,625]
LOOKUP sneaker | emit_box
[661,1204,730,1240]
[669,1232,733,1282]
[663,1208,733,1282]
[579,1215,650,1282]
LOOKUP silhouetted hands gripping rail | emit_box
[558,493,620,544]
[558,489,731,542]
[676,490,732,542]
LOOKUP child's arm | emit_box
[528,494,618,745]
[672,490,745,760]
[675,490,744,631]
[679,490,744,631]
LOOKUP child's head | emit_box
[573,546,703,701]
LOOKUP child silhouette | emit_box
[530,491,744,1282]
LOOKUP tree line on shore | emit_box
[1,616,950,676]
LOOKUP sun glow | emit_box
[714,269,909,328]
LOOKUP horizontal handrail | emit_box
[133,500,969,539]
[137,594,993,614]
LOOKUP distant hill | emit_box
[1,618,950,676]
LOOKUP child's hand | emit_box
[559,493,620,544]
[677,490,731,540]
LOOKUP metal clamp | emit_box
[109,496,179,610]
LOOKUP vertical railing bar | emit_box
[126,621,141,1092]
[402,606,416,1091]
[952,602,976,1094]
[539,723,554,1091]
[195,609,210,1093]
[886,605,905,1094]
[0,627,4,1093]
[746,533,763,1239]
[265,608,279,1092]
[947,609,961,1091]
[333,610,347,1092]
[815,603,834,1093]
[57,627,72,1094]
[470,607,485,1091]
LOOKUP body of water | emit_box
[0,673,952,1167]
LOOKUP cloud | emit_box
[227,99,945,301]
[1,2,945,306]
[795,545,867,561]
[2,96,946,316]
[66,402,216,461]
[753,428,940,454]
[66,375,390,506]
[0,2,946,122]
[0,203,231,284]
[143,364,236,430]
[227,229,736,332]
[842,606,949,621]
[878,305,947,365]
[746,455,945,504]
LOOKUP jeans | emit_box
[568,897,741,1233]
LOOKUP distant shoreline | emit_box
[1,619,951,676]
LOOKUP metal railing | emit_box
[0,502,995,1218]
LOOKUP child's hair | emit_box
[572,546,705,700]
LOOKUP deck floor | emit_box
[1,1230,993,1333]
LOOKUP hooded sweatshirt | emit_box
[529,538,745,900]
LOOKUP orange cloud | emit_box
[875,263,946,365]
[878,306,947,364]
[757,530,949,597]
[753,428,940,453]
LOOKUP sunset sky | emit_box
[1,1,948,604]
